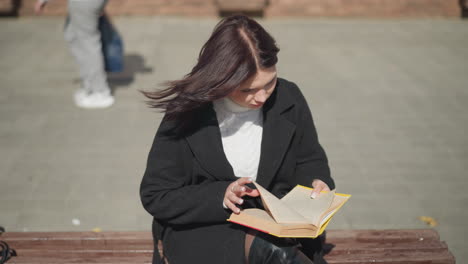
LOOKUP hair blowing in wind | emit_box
[142,15,280,120]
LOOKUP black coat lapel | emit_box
[256,115,295,188]
[185,106,237,181]
[256,79,296,188]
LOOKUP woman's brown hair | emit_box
[142,15,280,120]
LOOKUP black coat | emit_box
[140,78,335,264]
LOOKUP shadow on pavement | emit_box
[108,53,153,93]
[72,53,153,92]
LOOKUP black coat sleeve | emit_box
[140,119,231,225]
[290,82,335,190]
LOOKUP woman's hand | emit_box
[311,179,331,198]
[224,177,260,214]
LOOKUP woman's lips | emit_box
[250,103,263,108]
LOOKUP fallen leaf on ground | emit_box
[418,216,438,227]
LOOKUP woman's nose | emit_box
[255,90,267,103]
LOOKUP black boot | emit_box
[248,233,314,264]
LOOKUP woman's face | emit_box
[228,66,277,109]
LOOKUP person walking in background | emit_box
[35,0,114,109]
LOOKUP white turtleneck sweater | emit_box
[212,97,263,180]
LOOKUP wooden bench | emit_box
[215,0,267,17]
[0,229,455,263]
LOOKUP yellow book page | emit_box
[253,182,307,224]
[317,194,351,236]
[320,194,350,225]
[280,185,335,226]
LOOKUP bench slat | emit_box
[2,231,153,250]
[216,0,267,12]
[6,256,151,264]
[7,249,153,256]
[326,229,441,242]
[327,250,455,264]
[326,240,449,255]
[2,231,152,241]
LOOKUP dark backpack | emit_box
[0,227,16,264]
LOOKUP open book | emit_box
[228,182,350,238]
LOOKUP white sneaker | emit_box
[74,91,115,109]
[74,89,88,103]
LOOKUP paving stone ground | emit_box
[0,16,467,261]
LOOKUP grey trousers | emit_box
[64,0,110,95]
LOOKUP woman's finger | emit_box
[311,179,330,199]
[226,192,243,213]
[228,191,244,205]
[231,177,253,194]
[311,185,323,199]
[231,183,246,194]
[240,186,260,197]
[224,199,240,214]
[236,177,254,187]
[228,177,259,200]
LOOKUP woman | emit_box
[140,15,334,264]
